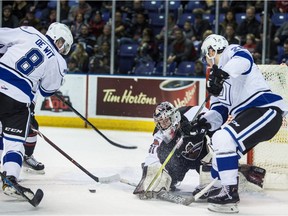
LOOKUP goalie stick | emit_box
[33,128,120,183]
[54,93,137,150]
[144,94,211,196]
[0,171,44,207]
[121,177,217,206]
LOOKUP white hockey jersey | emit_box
[0,26,67,104]
[204,44,288,131]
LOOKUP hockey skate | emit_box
[23,155,45,174]
[2,173,34,200]
[192,184,222,201]
[207,185,240,213]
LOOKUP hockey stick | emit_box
[32,128,120,183]
[0,171,44,207]
[121,177,217,205]
[144,94,211,196]
[54,93,137,149]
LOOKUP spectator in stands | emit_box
[274,0,288,13]
[155,13,178,44]
[67,0,92,23]
[12,0,32,20]
[243,33,257,54]
[193,12,212,41]
[2,5,19,28]
[183,20,197,42]
[70,12,86,38]
[96,24,112,47]
[74,23,97,56]
[114,11,132,42]
[134,28,157,67]
[224,24,240,44]
[277,38,288,64]
[19,8,41,30]
[42,9,56,28]
[167,28,198,66]
[129,12,149,43]
[60,0,71,23]
[126,0,145,23]
[88,42,110,74]
[194,60,205,77]
[219,10,238,35]
[236,6,261,44]
[70,43,89,73]
[89,11,105,38]
[254,11,277,63]
[67,57,81,73]
[273,21,288,46]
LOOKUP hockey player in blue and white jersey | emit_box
[195,34,288,213]
[0,22,73,200]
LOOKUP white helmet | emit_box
[153,101,181,132]
[46,22,73,55]
[201,34,228,63]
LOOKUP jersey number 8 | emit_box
[16,48,44,75]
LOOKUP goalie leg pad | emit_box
[133,164,172,198]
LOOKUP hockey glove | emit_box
[207,64,229,96]
[190,113,211,135]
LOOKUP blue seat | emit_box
[134,61,156,75]
[149,13,165,35]
[177,13,195,28]
[235,13,246,24]
[175,61,195,76]
[118,44,139,74]
[119,44,139,57]
[154,61,177,76]
[102,11,111,23]
[271,13,288,27]
[159,0,182,19]
[184,1,205,12]
[143,0,163,12]
[203,14,215,23]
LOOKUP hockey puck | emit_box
[89,189,96,193]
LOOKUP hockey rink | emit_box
[0,126,287,215]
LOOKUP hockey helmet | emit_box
[201,34,228,63]
[46,22,73,55]
[153,101,181,132]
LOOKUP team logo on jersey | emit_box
[218,82,231,106]
[41,91,72,112]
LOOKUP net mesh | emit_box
[251,65,288,175]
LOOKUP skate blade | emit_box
[208,203,239,214]
[23,167,45,175]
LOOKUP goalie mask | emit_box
[201,34,228,64]
[153,102,181,136]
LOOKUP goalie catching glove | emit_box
[207,64,229,96]
[133,163,172,199]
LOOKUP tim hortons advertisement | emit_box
[96,77,201,118]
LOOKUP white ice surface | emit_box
[0,127,287,215]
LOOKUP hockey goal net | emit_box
[247,64,288,190]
